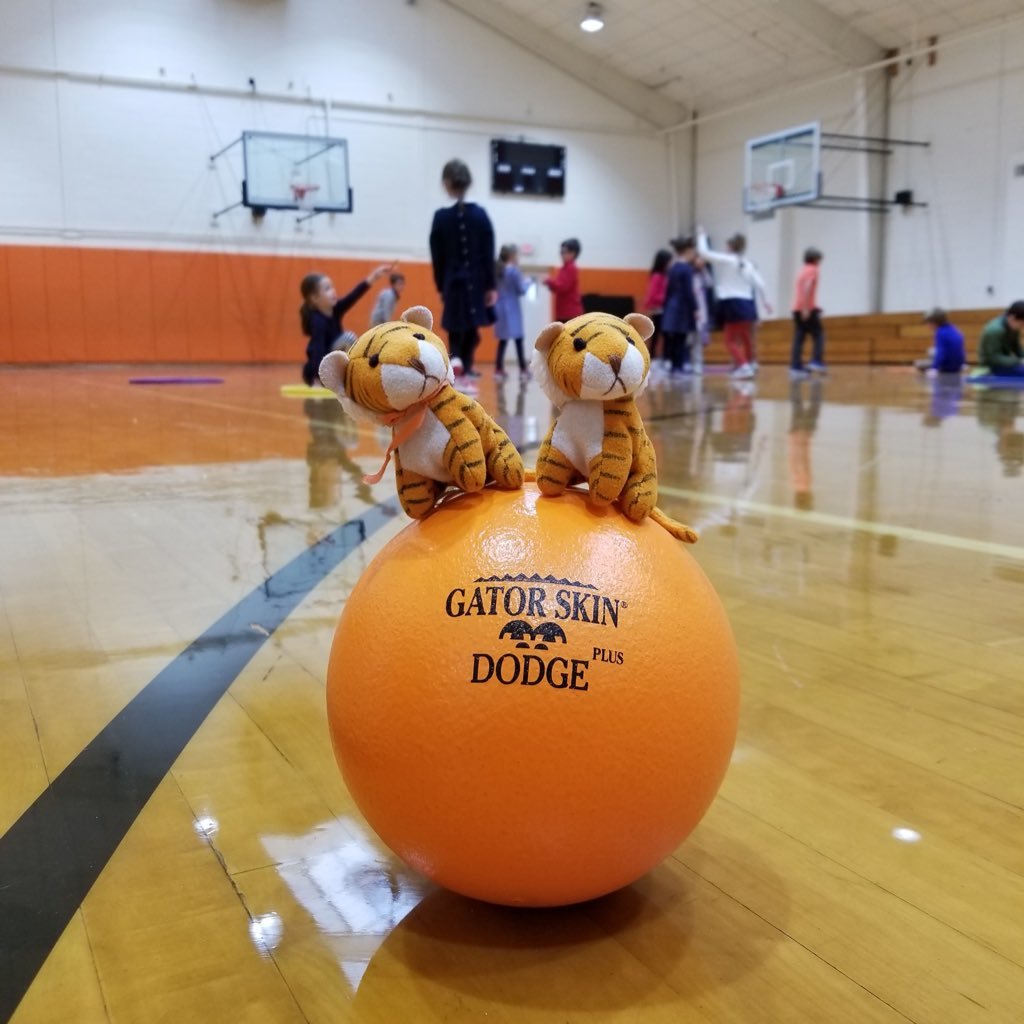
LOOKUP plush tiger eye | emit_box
[368,353,380,368]
[573,338,586,352]
[628,337,636,345]
[413,333,425,340]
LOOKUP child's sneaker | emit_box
[807,361,828,375]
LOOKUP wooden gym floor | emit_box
[1,361,1022,1023]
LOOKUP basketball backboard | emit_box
[244,131,352,212]
[211,131,353,219]
[744,122,821,213]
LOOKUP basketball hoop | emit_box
[748,181,784,214]
[290,183,320,211]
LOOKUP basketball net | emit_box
[748,182,783,214]
[291,183,320,212]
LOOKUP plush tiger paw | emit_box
[489,443,525,489]
[534,438,573,496]
[620,469,658,521]
[395,456,446,518]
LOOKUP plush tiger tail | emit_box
[524,468,697,542]
[649,507,699,544]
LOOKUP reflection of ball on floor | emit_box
[327,484,740,907]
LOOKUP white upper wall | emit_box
[0,0,675,268]
[885,20,1024,311]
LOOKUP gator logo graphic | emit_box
[498,620,568,649]
[445,573,627,692]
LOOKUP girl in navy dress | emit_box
[429,159,496,381]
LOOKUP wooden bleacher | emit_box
[711,307,1000,365]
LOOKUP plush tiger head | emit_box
[532,311,654,407]
[319,306,454,423]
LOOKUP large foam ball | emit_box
[326,484,739,907]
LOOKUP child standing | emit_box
[691,255,714,375]
[299,265,392,386]
[697,228,772,379]
[643,249,673,366]
[544,238,583,321]
[662,236,697,375]
[429,158,496,382]
[790,247,826,377]
[494,244,534,378]
[369,270,406,327]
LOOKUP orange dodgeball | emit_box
[326,483,740,907]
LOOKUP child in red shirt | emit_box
[544,238,583,321]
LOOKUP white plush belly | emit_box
[397,411,452,481]
[551,401,604,476]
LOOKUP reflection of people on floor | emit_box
[304,399,376,508]
[788,377,822,509]
[494,373,529,452]
[652,386,713,490]
[923,372,964,426]
[711,381,757,463]
[975,388,1024,476]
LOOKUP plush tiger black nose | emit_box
[573,338,586,352]
[609,354,622,375]
[368,353,380,368]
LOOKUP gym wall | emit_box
[0,0,678,363]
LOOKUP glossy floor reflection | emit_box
[1,363,1022,1023]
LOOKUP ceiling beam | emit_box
[439,0,688,130]
[770,0,884,68]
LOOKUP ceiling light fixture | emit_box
[580,2,604,32]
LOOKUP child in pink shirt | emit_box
[643,248,672,365]
[790,247,826,376]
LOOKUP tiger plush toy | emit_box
[532,311,698,543]
[319,306,524,518]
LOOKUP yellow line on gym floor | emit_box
[658,484,1024,562]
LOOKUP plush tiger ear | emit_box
[535,322,565,353]
[319,350,349,395]
[625,313,655,342]
[401,305,434,331]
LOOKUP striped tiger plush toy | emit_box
[532,311,698,543]
[319,306,524,518]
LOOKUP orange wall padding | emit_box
[0,245,650,365]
